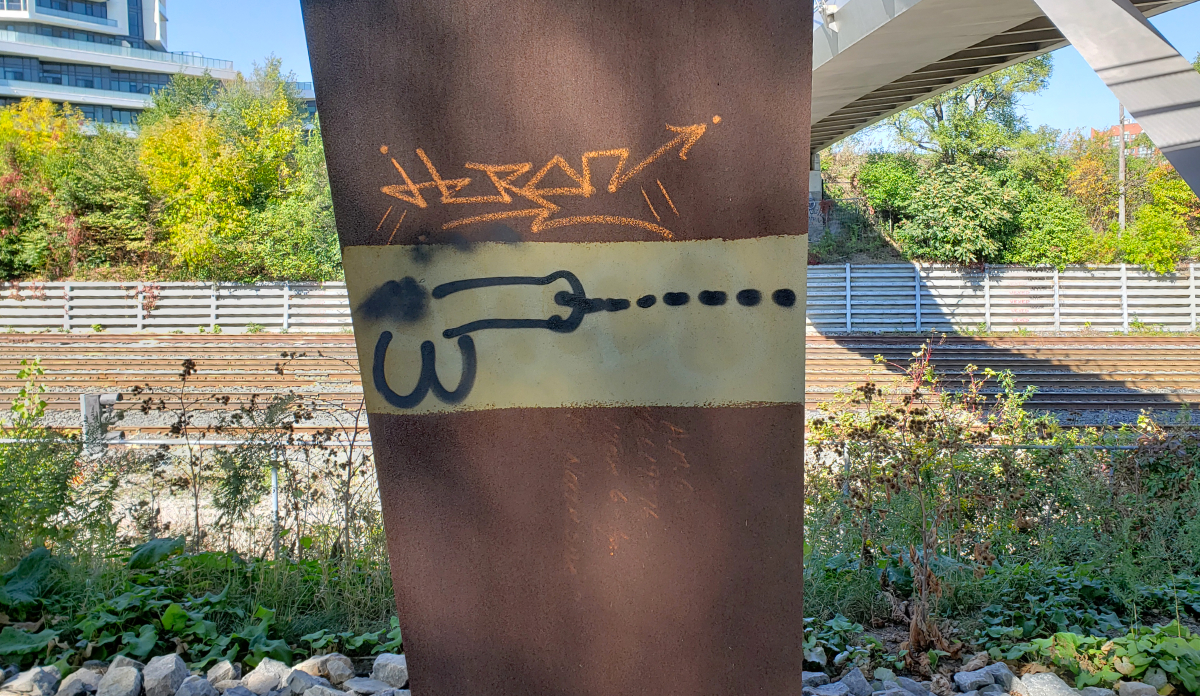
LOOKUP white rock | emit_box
[2,667,61,696]
[1022,673,1081,696]
[1079,688,1113,696]
[338,680,390,696]
[212,682,243,693]
[243,661,291,696]
[206,663,240,686]
[56,669,101,696]
[983,664,1016,691]
[144,655,189,696]
[369,656,406,691]
[284,671,329,696]
[841,668,874,696]
[107,659,142,674]
[897,678,930,696]
[222,687,255,696]
[321,658,352,688]
[96,667,142,696]
[1116,684,1156,696]
[954,669,995,693]
[302,687,347,696]
[289,660,321,681]
[176,676,219,696]
[812,683,851,696]
[804,673,831,687]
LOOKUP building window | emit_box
[3,69,26,81]
[127,0,143,40]
[35,0,108,19]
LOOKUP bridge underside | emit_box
[811,0,1198,153]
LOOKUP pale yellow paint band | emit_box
[343,236,807,414]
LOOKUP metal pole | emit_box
[210,282,218,332]
[1053,268,1061,332]
[1121,263,1129,333]
[62,284,70,332]
[914,264,922,332]
[1191,263,1197,332]
[1119,103,1127,234]
[271,464,280,560]
[282,281,291,332]
[844,263,852,332]
[984,265,992,331]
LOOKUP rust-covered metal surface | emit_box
[299,1,812,694]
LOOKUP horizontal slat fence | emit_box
[2,265,1197,334]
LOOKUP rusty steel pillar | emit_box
[300,2,811,694]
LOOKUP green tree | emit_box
[139,58,307,279]
[856,152,920,222]
[894,163,1019,263]
[241,119,342,280]
[885,55,1052,165]
[137,73,221,129]
[55,126,154,271]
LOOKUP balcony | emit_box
[0,29,235,70]
[33,4,118,26]
[0,76,153,107]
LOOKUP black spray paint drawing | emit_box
[362,271,798,409]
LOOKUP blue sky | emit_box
[169,1,1200,134]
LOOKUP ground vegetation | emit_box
[2,349,1200,692]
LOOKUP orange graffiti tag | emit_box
[378,119,717,240]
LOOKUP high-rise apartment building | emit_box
[0,0,236,124]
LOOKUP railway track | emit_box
[2,334,1200,433]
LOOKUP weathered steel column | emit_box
[301,2,811,695]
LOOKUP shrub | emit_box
[1120,204,1191,274]
[857,153,921,221]
[894,163,1019,263]
[1003,190,1093,268]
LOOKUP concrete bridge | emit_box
[810,0,1200,195]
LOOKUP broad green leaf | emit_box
[161,603,189,633]
[0,548,54,607]
[122,624,158,659]
[128,537,184,569]
[0,627,58,655]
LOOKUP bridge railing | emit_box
[0,264,1196,334]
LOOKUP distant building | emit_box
[293,80,315,119]
[0,0,236,125]
[1091,123,1155,157]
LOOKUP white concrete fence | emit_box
[1,264,1197,334]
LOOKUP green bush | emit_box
[1003,190,1092,268]
[1121,204,1192,274]
[857,153,921,221]
[894,163,1019,263]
